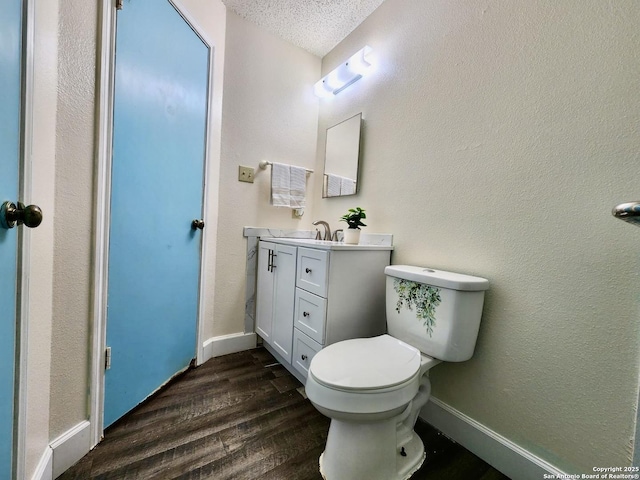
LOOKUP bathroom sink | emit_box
[269,237,393,251]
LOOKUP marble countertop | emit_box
[267,237,394,251]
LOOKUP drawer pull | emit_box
[301,354,308,361]
[303,311,310,317]
[305,268,312,274]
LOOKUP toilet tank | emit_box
[385,265,489,362]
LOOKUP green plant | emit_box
[393,279,442,337]
[340,207,367,230]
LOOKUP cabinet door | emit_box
[271,244,297,362]
[255,241,275,341]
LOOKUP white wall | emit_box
[311,0,640,472]
[49,0,97,442]
[212,11,320,338]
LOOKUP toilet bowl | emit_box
[305,265,489,480]
[307,335,440,480]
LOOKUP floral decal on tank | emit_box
[394,279,441,337]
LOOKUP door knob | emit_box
[191,219,205,230]
[1,201,43,229]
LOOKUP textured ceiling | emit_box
[222,0,386,57]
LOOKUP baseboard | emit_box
[420,397,568,480]
[31,446,53,480]
[49,420,91,478]
[202,332,257,363]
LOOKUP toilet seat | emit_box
[306,335,429,416]
[310,335,422,391]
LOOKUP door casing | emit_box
[0,0,36,477]
[15,3,36,476]
[90,0,216,446]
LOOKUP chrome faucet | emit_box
[312,220,331,241]
[331,229,343,242]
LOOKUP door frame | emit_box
[90,0,216,447]
[13,0,35,477]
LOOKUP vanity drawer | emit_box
[296,247,329,297]
[294,288,327,344]
[292,328,322,379]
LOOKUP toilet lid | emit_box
[309,335,422,391]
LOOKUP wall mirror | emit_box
[322,113,362,198]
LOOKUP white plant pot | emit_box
[343,228,361,245]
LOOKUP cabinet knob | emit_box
[303,311,310,317]
[301,354,308,361]
[305,268,312,274]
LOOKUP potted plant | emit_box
[340,207,366,244]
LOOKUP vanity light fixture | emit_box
[314,46,372,98]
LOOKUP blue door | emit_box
[105,0,209,427]
[0,0,23,476]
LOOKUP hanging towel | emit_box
[340,176,357,195]
[289,166,307,208]
[271,162,291,207]
[326,174,341,197]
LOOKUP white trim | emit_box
[49,421,91,479]
[30,447,52,480]
[15,0,36,478]
[170,0,213,47]
[90,0,117,449]
[420,397,568,480]
[195,40,212,367]
[202,333,258,362]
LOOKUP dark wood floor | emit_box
[59,348,510,480]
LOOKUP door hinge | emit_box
[116,0,123,10]
[105,347,112,370]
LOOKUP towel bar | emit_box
[259,160,313,174]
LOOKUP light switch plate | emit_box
[238,165,255,183]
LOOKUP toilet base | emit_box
[318,417,426,480]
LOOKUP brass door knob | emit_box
[1,201,43,229]
[191,219,205,230]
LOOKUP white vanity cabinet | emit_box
[256,238,392,383]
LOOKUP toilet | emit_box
[305,265,489,480]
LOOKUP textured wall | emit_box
[311,0,640,472]
[212,11,320,338]
[49,0,98,439]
